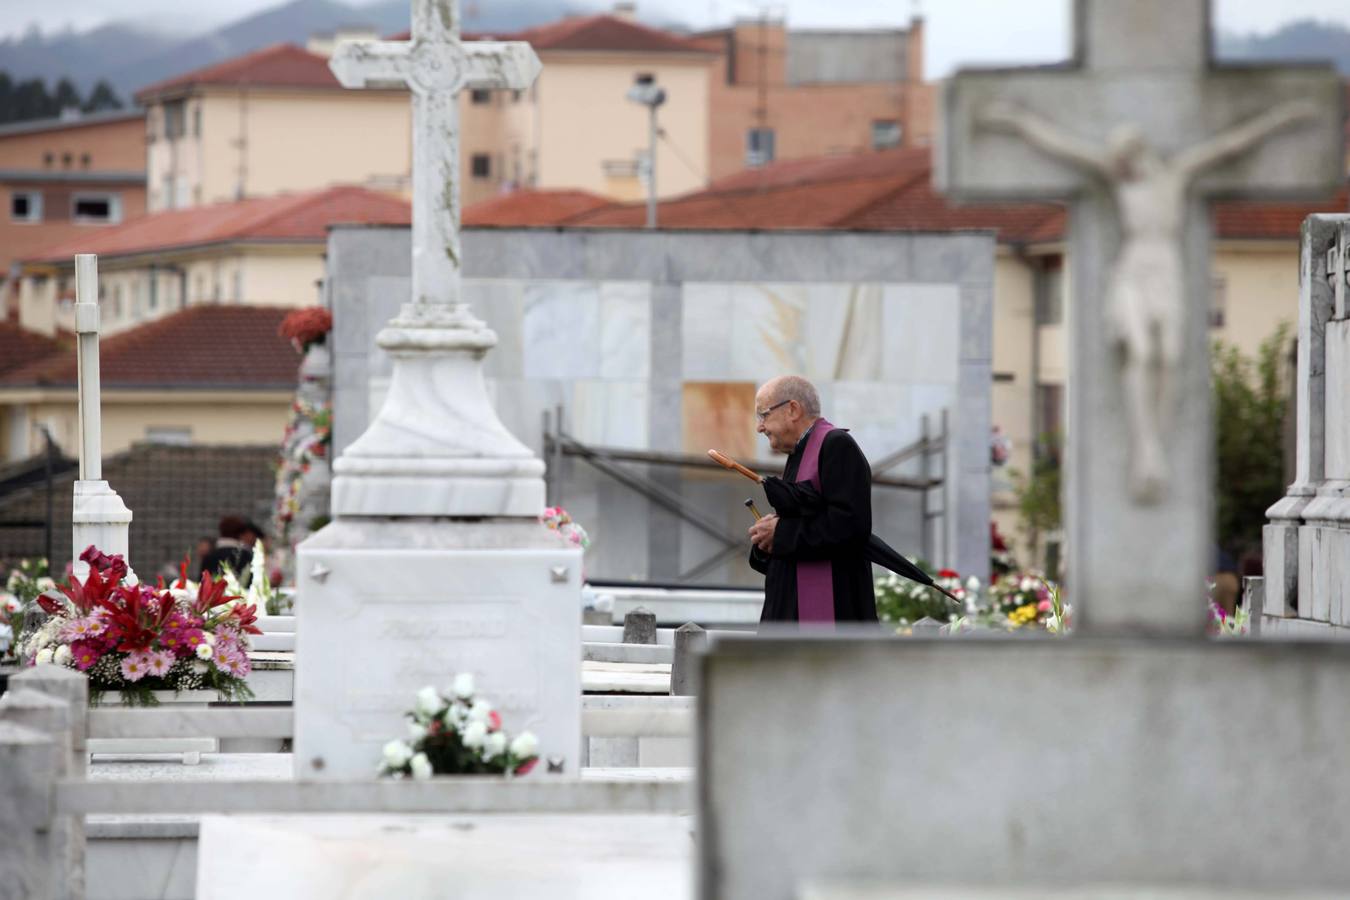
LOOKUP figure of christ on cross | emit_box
[977,99,1323,507]
[979,99,1320,503]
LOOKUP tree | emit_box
[1212,322,1292,566]
[10,78,55,122]
[1011,434,1062,569]
[51,77,82,114]
[82,80,123,113]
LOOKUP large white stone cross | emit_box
[939,0,1343,633]
[326,0,546,518]
[329,0,540,317]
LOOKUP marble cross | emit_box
[939,0,1343,634]
[328,0,540,321]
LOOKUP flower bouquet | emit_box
[539,506,590,550]
[1,557,55,662]
[278,306,333,353]
[380,674,540,779]
[19,546,260,705]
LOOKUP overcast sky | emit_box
[6,0,1350,79]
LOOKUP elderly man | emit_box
[748,375,878,624]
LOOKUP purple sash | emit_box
[795,419,835,625]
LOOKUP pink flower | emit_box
[1038,599,1052,613]
[60,616,107,642]
[120,652,151,682]
[213,644,250,678]
[145,650,174,677]
[70,641,100,671]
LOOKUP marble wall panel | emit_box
[682,283,735,379]
[598,281,652,379]
[570,379,650,449]
[682,382,757,460]
[522,281,600,379]
[881,284,961,385]
[830,381,918,462]
[729,284,808,380]
[802,284,884,381]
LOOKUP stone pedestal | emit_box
[71,480,132,578]
[295,520,581,779]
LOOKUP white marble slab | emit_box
[599,281,652,379]
[196,813,693,900]
[570,379,650,448]
[881,284,961,385]
[730,283,808,379]
[682,282,735,379]
[523,281,600,378]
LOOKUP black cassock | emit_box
[749,427,879,623]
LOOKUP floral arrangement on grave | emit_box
[990,521,1018,577]
[0,557,55,662]
[19,546,260,705]
[1207,580,1250,638]
[380,674,540,779]
[876,561,1069,635]
[990,425,1012,467]
[220,540,286,617]
[277,306,333,354]
[539,507,590,550]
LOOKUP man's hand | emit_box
[749,515,778,553]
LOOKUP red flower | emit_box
[190,572,239,617]
[278,307,333,350]
[227,602,263,636]
[488,711,502,732]
[937,569,960,579]
[514,758,538,776]
[79,546,128,583]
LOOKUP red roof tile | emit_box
[23,186,410,264]
[0,321,66,379]
[464,189,611,226]
[478,146,1346,244]
[135,44,342,101]
[395,15,712,54]
[0,305,300,390]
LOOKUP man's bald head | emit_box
[760,375,821,418]
[755,375,822,454]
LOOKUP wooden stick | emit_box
[707,449,763,484]
[744,498,763,521]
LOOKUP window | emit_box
[10,191,42,223]
[145,426,192,446]
[193,105,202,137]
[43,151,54,167]
[80,153,91,168]
[1034,258,1064,326]
[872,119,902,150]
[1210,275,1226,329]
[72,193,122,224]
[61,152,73,168]
[163,99,187,140]
[470,88,492,105]
[512,90,523,103]
[746,128,775,167]
[112,285,124,320]
[471,153,492,178]
[1035,384,1065,450]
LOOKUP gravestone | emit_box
[293,0,583,779]
[698,1,1347,896]
[70,254,133,578]
[1264,215,1350,634]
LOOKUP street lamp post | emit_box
[625,74,666,229]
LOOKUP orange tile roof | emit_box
[0,321,66,379]
[23,186,410,265]
[479,146,1346,244]
[0,305,300,390]
[463,189,611,226]
[135,44,342,101]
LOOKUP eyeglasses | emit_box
[755,400,790,423]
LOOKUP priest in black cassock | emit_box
[747,375,879,624]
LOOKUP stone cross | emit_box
[328,0,540,321]
[324,0,546,518]
[71,254,132,575]
[938,0,1343,633]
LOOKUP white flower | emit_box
[461,720,488,748]
[192,660,209,674]
[484,732,507,757]
[415,685,442,718]
[1020,577,1035,592]
[965,576,980,592]
[195,643,213,661]
[53,645,72,667]
[35,648,54,665]
[452,672,475,699]
[407,721,427,742]
[409,752,433,780]
[36,577,55,592]
[382,740,413,769]
[468,699,492,723]
[0,623,12,654]
[203,632,217,647]
[509,732,539,759]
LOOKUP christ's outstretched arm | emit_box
[976,100,1113,180]
[1174,99,1321,180]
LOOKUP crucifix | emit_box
[325,0,547,518]
[939,0,1343,633]
[71,253,133,577]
